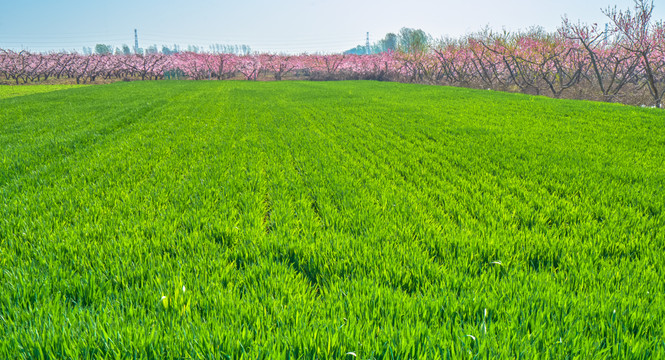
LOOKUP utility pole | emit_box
[134,29,139,54]
[604,23,609,45]
[366,32,370,55]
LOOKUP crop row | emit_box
[1,81,664,358]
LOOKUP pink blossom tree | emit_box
[560,17,640,102]
[604,0,665,107]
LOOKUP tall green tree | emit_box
[94,44,112,55]
[398,28,430,53]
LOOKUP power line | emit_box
[0,30,372,54]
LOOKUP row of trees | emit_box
[83,43,252,56]
[344,28,430,55]
[0,51,395,82]
[1,1,663,107]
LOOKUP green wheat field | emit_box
[1,81,664,359]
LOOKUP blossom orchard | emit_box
[0,1,663,106]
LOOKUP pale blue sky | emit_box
[1,0,662,53]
